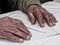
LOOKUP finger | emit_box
[39,7,56,27]
[1,17,32,37]
[50,13,57,23]
[0,35,4,39]
[0,31,24,43]
[17,22,32,37]
[49,14,56,26]
[9,19,32,37]
[28,11,36,25]
[43,13,53,27]
[34,8,45,27]
[0,29,6,39]
[0,26,30,40]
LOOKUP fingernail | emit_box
[55,20,58,23]
[53,24,56,26]
[49,23,53,27]
[41,24,45,27]
[26,36,31,40]
[29,32,32,37]
[19,39,24,43]
[53,22,56,26]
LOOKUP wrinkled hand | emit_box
[0,17,32,43]
[28,5,57,27]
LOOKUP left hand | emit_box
[27,5,57,27]
[0,17,32,43]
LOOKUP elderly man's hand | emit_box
[28,5,57,27]
[0,17,32,43]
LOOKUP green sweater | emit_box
[8,0,41,13]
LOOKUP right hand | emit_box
[27,5,57,27]
[0,17,32,43]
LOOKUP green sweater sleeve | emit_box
[8,0,41,13]
[17,0,41,13]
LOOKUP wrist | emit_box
[28,4,38,10]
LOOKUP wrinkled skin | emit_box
[28,5,57,27]
[0,17,32,43]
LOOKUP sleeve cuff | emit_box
[22,0,41,13]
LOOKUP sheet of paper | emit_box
[41,35,60,45]
[0,2,60,45]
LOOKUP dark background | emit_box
[40,0,53,3]
[0,0,10,13]
[0,0,53,14]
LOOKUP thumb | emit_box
[28,12,36,25]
